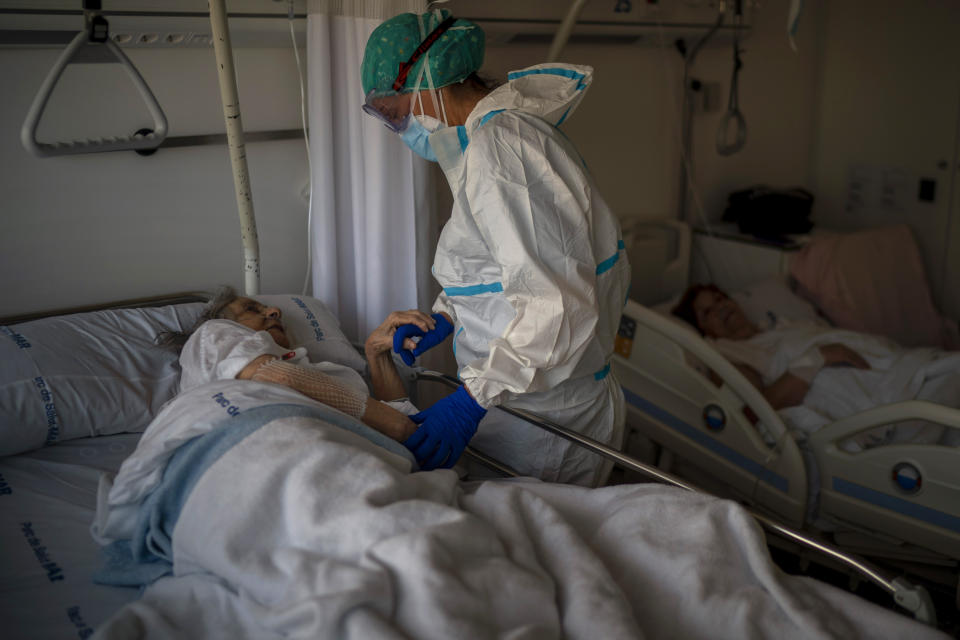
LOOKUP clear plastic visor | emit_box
[362,90,417,133]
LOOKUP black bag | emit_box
[722,186,814,239]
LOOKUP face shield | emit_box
[362,91,416,133]
[361,13,455,133]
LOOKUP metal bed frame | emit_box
[416,369,940,626]
[1,292,940,626]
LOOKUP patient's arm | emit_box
[237,355,416,442]
[819,343,871,369]
[734,363,810,410]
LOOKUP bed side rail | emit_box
[416,369,936,626]
[810,400,960,560]
[622,300,787,434]
[810,400,960,444]
[614,300,808,526]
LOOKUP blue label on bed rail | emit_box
[34,377,60,445]
[67,606,94,639]
[1,325,31,349]
[20,522,65,582]
[0,472,11,496]
[292,297,325,342]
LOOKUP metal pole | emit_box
[415,370,937,624]
[209,0,260,295]
[546,0,589,63]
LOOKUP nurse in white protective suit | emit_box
[361,9,631,486]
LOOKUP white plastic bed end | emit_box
[892,578,937,626]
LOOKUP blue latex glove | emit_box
[404,386,487,470]
[393,313,453,366]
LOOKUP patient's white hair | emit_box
[155,285,239,352]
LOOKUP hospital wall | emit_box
[0,45,310,318]
[4,1,958,322]
[0,1,822,320]
[489,0,960,321]
[479,0,823,227]
[808,0,960,320]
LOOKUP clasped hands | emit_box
[370,309,484,469]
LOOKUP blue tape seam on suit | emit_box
[507,67,587,90]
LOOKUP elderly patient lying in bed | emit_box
[157,286,434,443]
[86,294,948,639]
[673,284,960,445]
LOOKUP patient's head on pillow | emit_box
[222,297,290,348]
[672,283,758,340]
[157,286,291,350]
[156,287,368,374]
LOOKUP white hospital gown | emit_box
[179,319,369,398]
[712,318,960,447]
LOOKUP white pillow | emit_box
[729,278,826,330]
[0,303,205,457]
[254,295,367,375]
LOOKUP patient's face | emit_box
[225,298,290,348]
[692,290,755,340]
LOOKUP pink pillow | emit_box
[789,225,959,349]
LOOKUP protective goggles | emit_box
[361,15,456,133]
[362,91,415,133]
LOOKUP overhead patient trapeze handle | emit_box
[20,7,168,158]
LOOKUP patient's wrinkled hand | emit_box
[365,310,437,357]
[819,343,871,370]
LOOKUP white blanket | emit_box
[715,321,960,445]
[90,380,946,640]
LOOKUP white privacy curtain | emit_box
[306,0,431,342]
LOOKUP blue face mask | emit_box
[400,115,444,162]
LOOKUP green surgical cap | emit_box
[361,10,485,96]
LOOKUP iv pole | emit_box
[209,0,261,295]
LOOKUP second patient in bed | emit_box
[673,284,960,447]
[161,287,431,443]
[673,284,871,410]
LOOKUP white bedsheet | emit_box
[90,380,946,640]
[782,337,960,447]
[715,321,960,446]
[0,434,142,640]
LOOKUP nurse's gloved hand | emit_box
[392,323,424,366]
[393,313,453,366]
[404,386,487,470]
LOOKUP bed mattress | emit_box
[0,433,142,639]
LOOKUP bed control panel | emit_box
[615,314,637,358]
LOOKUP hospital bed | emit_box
[612,220,960,608]
[2,290,956,638]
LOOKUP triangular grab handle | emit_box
[21,31,168,157]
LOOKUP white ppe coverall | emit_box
[428,63,631,486]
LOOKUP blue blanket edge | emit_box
[93,402,416,587]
